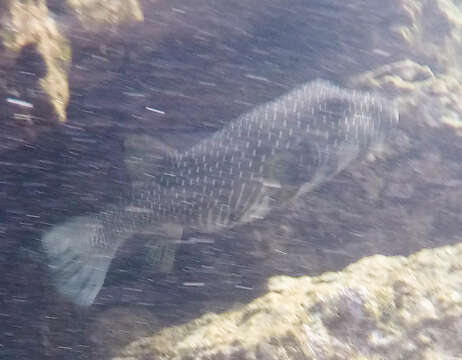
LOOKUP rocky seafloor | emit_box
[113,243,462,360]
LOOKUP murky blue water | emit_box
[1,1,458,359]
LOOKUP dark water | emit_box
[1,1,457,359]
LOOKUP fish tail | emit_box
[42,215,122,306]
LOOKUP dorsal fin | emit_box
[124,134,179,183]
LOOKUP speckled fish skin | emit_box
[128,79,397,229]
[42,79,398,306]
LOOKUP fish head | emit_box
[340,93,399,147]
[259,89,399,204]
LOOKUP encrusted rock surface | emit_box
[112,243,462,360]
[0,0,71,123]
[63,0,143,31]
[0,0,143,153]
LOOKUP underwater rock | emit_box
[89,307,160,360]
[63,0,143,31]
[0,0,144,126]
[112,243,462,360]
[0,0,71,123]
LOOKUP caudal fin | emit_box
[42,215,119,306]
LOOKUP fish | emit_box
[42,79,399,306]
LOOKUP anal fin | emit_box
[139,222,183,274]
[146,242,178,273]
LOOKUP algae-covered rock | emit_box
[389,0,462,71]
[0,0,144,126]
[89,307,160,360]
[65,0,143,31]
[348,0,462,134]
[112,243,462,360]
[350,60,462,133]
[0,0,71,123]
[0,0,145,156]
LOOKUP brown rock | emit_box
[111,244,462,360]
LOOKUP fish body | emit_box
[42,80,398,306]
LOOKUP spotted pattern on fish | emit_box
[42,79,398,306]
[125,80,396,231]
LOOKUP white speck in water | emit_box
[182,282,205,287]
[7,98,33,108]
[145,106,166,115]
[235,285,253,290]
[245,74,269,82]
[123,92,146,97]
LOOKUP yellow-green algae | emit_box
[0,0,71,122]
[112,243,462,359]
[0,0,143,122]
[350,60,462,133]
[65,0,143,31]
